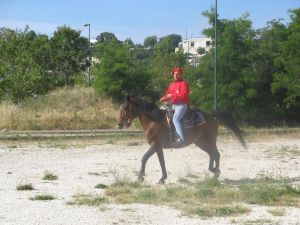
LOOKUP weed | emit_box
[71,194,107,206]
[88,172,101,176]
[95,183,108,189]
[240,182,300,206]
[42,171,58,180]
[16,183,34,191]
[177,177,192,184]
[243,219,275,225]
[268,208,285,216]
[127,142,140,146]
[30,194,55,201]
[194,205,250,217]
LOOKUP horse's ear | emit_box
[124,94,136,104]
[123,92,131,103]
[129,95,136,103]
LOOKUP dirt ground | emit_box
[1,133,299,225]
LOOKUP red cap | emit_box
[171,66,183,75]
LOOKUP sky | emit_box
[1,0,299,44]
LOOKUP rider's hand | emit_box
[166,94,172,99]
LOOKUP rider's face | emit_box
[173,71,182,81]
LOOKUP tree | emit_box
[96,32,119,44]
[196,7,300,124]
[93,39,154,101]
[50,25,88,86]
[159,34,182,49]
[272,9,300,114]
[123,37,134,47]
[0,27,47,102]
[197,47,206,55]
[144,35,157,48]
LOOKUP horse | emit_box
[117,95,247,184]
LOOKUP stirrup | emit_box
[173,138,184,148]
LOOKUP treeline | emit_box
[0,25,89,103]
[0,8,299,125]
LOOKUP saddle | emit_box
[164,107,206,148]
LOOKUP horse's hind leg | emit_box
[156,148,167,184]
[194,138,220,177]
[138,144,156,182]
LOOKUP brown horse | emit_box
[117,95,246,184]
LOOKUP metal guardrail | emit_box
[0,127,299,140]
[0,129,144,140]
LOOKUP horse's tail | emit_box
[213,112,247,149]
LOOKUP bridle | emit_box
[117,101,137,129]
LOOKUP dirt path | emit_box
[1,135,299,225]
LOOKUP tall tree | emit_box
[272,8,300,116]
[50,25,88,86]
[0,27,47,102]
[144,35,158,48]
[93,39,154,101]
[96,32,119,44]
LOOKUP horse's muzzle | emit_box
[116,123,123,129]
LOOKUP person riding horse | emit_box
[160,66,190,146]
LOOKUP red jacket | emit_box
[162,79,190,104]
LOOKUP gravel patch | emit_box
[1,136,299,225]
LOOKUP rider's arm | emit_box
[160,84,173,102]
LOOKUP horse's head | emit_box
[117,95,138,129]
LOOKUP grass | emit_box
[89,175,299,218]
[0,86,120,130]
[268,208,286,216]
[42,171,58,180]
[177,177,192,184]
[193,205,250,217]
[16,183,34,191]
[126,141,140,146]
[243,127,300,141]
[1,85,299,134]
[88,172,101,176]
[265,145,300,158]
[69,194,108,206]
[240,181,300,206]
[95,183,108,189]
[30,194,55,201]
[243,219,276,225]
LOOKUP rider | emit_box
[160,66,190,145]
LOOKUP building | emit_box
[175,37,212,66]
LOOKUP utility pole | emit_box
[214,0,218,111]
[84,23,91,86]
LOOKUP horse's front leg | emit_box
[156,148,167,184]
[138,144,156,182]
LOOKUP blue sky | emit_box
[1,0,299,44]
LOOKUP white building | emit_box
[175,37,212,66]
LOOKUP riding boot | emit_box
[173,137,185,148]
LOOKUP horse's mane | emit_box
[135,98,166,123]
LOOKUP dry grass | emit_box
[268,208,286,216]
[16,183,34,191]
[71,175,300,218]
[69,194,108,206]
[42,171,58,181]
[0,86,120,130]
[29,194,55,201]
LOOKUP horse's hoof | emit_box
[157,179,165,185]
[138,175,144,182]
[213,170,220,178]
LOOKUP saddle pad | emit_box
[182,109,206,129]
